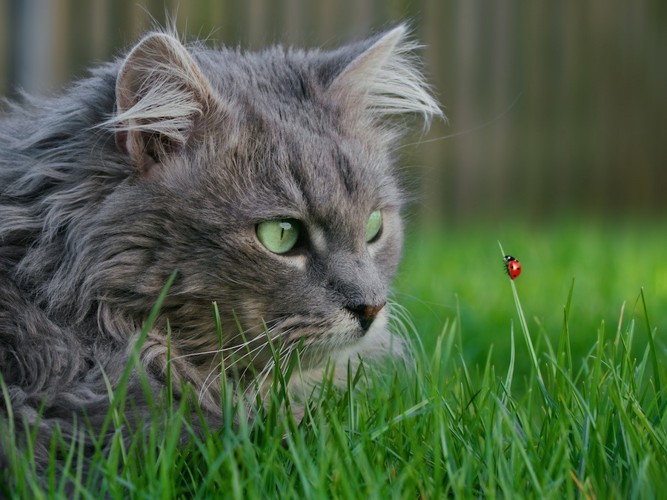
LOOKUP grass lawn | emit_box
[2,219,666,498]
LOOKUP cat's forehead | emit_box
[226,112,398,225]
[196,48,319,110]
[114,29,439,225]
[283,125,393,216]
[196,50,400,222]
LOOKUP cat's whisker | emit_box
[223,339,269,370]
[197,360,224,406]
[245,352,277,402]
[222,319,284,347]
[274,341,294,375]
[224,322,289,373]
[386,299,416,333]
[198,336,276,406]
[170,347,228,362]
[235,326,294,375]
[259,342,294,399]
[241,352,274,403]
[242,332,296,403]
[170,316,288,363]
[198,340,274,408]
[169,340,257,363]
[214,315,287,346]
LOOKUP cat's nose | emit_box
[346,302,385,331]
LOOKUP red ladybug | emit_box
[504,255,522,280]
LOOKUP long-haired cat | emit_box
[0,24,442,468]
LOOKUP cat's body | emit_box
[0,25,441,468]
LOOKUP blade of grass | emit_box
[497,241,551,408]
[557,278,575,378]
[92,270,177,464]
[640,288,662,407]
[502,321,515,404]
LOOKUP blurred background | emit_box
[1,0,665,225]
[1,0,666,364]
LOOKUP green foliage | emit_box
[396,219,667,372]
[2,222,666,498]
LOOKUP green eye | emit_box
[256,219,300,254]
[365,210,383,242]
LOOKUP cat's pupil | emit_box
[279,222,289,240]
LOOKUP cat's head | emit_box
[99,25,442,373]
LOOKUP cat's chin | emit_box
[282,311,405,413]
[333,312,405,363]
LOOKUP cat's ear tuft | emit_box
[109,32,218,174]
[325,25,444,130]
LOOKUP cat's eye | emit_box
[256,219,301,254]
[365,210,383,242]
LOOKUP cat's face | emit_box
[175,102,402,361]
[99,27,441,373]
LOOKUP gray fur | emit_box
[0,25,441,472]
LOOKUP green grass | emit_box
[2,220,667,498]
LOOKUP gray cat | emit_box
[0,25,442,469]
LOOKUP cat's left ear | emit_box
[324,24,444,129]
[111,32,220,174]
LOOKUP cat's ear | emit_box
[111,32,218,174]
[325,25,444,129]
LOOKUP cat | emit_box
[0,24,442,470]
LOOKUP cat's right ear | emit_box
[322,25,443,132]
[110,32,219,175]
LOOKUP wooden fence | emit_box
[1,0,664,221]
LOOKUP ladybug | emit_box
[504,255,522,280]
